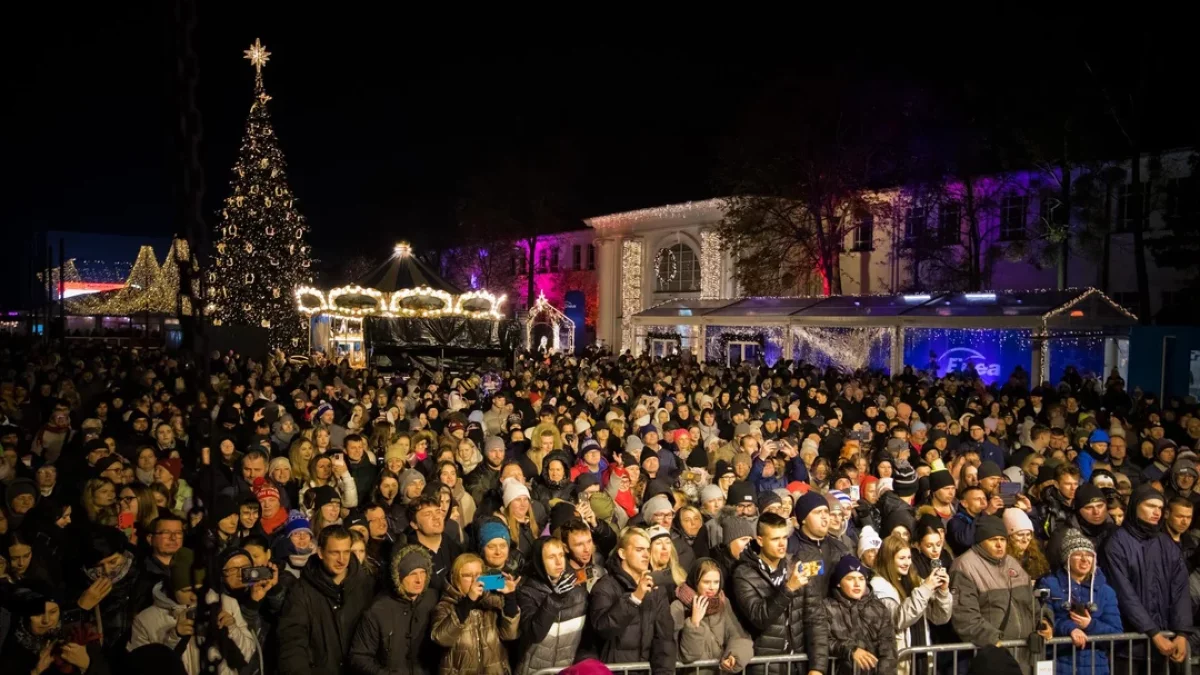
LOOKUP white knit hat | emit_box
[1002,507,1034,535]
[502,478,531,508]
[858,526,883,557]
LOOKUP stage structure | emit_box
[630,288,1138,386]
[296,243,518,368]
[524,291,576,354]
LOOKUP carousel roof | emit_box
[354,243,461,295]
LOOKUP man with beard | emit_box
[1045,483,1116,570]
[465,436,507,508]
[1039,463,1081,537]
[1101,485,1194,669]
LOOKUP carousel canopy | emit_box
[296,243,504,319]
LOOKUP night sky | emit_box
[2,8,1194,307]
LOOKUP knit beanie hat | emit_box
[642,494,673,519]
[973,514,1008,544]
[625,436,644,454]
[978,461,1003,480]
[253,478,280,504]
[385,442,406,462]
[167,548,204,594]
[640,447,659,467]
[1088,429,1110,445]
[479,519,511,547]
[756,489,782,512]
[1059,527,1095,562]
[830,554,869,590]
[283,510,312,538]
[310,485,340,511]
[720,515,758,547]
[393,545,432,581]
[1001,507,1033,535]
[927,470,955,493]
[828,490,852,511]
[156,458,183,481]
[793,491,828,524]
[398,469,425,496]
[727,481,756,506]
[892,462,918,496]
[502,478,531,508]
[81,524,129,568]
[714,460,735,479]
[857,526,883,556]
[700,484,724,504]
[1073,483,1106,511]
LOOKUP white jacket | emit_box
[870,574,953,675]
[128,583,257,675]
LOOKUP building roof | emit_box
[354,244,460,295]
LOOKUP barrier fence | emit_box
[531,633,1194,675]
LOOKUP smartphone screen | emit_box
[479,573,505,591]
[118,512,135,529]
[999,481,1021,507]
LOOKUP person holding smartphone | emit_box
[430,552,520,675]
[869,534,952,675]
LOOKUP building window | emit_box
[1000,193,1028,241]
[586,244,596,270]
[549,247,560,272]
[537,250,549,273]
[572,244,582,271]
[513,247,526,276]
[1116,183,1148,232]
[937,202,961,246]
[655,243,701,293]
[904,206,927,245]
[852,212,874,251]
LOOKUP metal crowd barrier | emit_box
[531,652,810,675]
[896,632,1192,675]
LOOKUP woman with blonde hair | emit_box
[288,437,315,484]
[869,533,953,674]
[496,479,538,557]
[431,552,520,675]
[454,437,481,476]
[1004,508,1050,582]
[647,525,687,596]
[82,478,119,526]
[384,433,411,473]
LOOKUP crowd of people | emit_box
[0,338,1197,675]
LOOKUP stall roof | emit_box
[633,288,1137,330]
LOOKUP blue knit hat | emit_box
[830,554,869,591]
[315,403,334,420]
[479,520,511,548]
[1088,429,1110,445]
[283,510,312,538]
[793,491,828,523]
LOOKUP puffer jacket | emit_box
[1036,566,1122,675]
[949,546,1036,667]
[348,545,439,675]
[1038,486,1072,539]
[531,450,576,510]
[869,575,952,675]
[127,583,257,675]
[514,539,590,675]
[824,587,898,675]
[786,530,849,598]
[669,591,754,674]
[276,555,375,675]
[588,556,677,675]
[430,580,520,675]
[729,546,829,675]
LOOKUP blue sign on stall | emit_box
[903,329,1031,384]
[563,290,586,355]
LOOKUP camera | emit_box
[241,566,274,584]
[1069,602,1098,615]
[1032,588,1052,602]
[930,558,942,570]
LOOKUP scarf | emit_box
[675,583,724,616]
[260,507,288,535]
[136,467,156,486]
[756,555,789,587]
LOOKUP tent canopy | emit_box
[632,288,1137,331]
[355,246,461,295]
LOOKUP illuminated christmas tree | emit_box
[208,38,312,349]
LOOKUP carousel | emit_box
[295,243,519,368]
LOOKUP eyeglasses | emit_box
[120,496,137,503]
[155,531,184,539]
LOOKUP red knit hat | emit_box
[156,457,183,481]
[252,477,280,503]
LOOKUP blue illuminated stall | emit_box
[630,289,1137,385]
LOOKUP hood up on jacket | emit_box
[1169,457,1198,496]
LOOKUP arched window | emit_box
[654,243,700,293]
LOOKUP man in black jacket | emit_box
[787,492,849,598]
[349,544,438,675]
[588,527,676,675]
[732,512,829,675]
[276,525,375,675]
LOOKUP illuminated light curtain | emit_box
[791,326,892,372]
[700,230,722,299]
[621,240,643,352]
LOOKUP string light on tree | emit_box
[209,38,312,349]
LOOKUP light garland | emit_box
[700,229,723,299]
[585,198,727,230]
[208,39,312,349]
[621,239,643,352]
[454,290,507,319]
[327,285,386,316]
[524,291,575,353]
[704,325,787,366]
[653,247,679,285]
[389,286,455,317]
[65,245,179,316]
[792,325,892,372]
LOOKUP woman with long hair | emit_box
[288,437,315,484]
[431,552,520,675]
[1004,508,1050,582]
[454,437,481,476]
[307,486,343,539]
[133,446,158,487]
[151,458,193,517]
[119,483,159,534]
[437,461,476,524]
[314,427,332,454]
[497,479,538,558]
[269,456,300,508]
[869,534,953,675]
[82,478,119,527]
[298,453,358,517]
[371,469,406,535]
[668,558,753,674]
[647,525,687,596]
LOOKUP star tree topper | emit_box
[244,38,271,73]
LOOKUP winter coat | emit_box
[298,472,359,516]
[588,557,677,675]
[1035,567,1122,675]
[949,547,1036,668]
[824,588,898,675]
[785,529,849,598]
[348,546,439,675]
[430,582,520,675]
[127,583,257,675]
[946,509,980,557]
[1038,486,1072,539]
[345,452,380,507]
[1099,516,1192,657]
[514,538,590,675]
[869,575,953,675]
[276,555,375,675]
[729,546,829,675]
[669,595,754,674]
